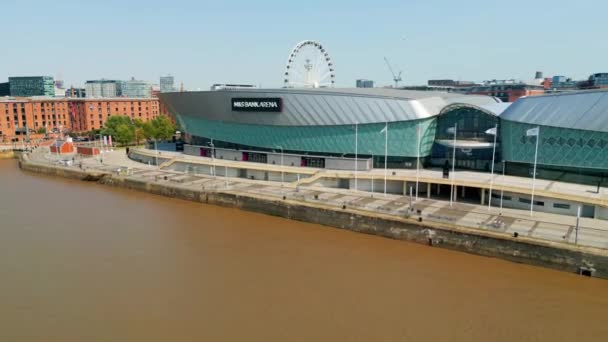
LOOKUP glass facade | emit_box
[160,76,175,93]
[431,106,500,171]
[501,120,608,185]
[122,79,152,98]
[589,73,608,88]
[356,79,374,88]
[435,107,498,141]
[85,80,122,98]
[0,82,9,96]
[9,76,55,97]
[179,114,437,168]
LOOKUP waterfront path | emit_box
[135,148,608,208]
[28,148,608,250]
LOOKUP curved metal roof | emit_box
[500,89,608,133]
[160,88,501,127]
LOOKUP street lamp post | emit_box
[207,141,215,178]
[354,122,358,192]
[448,124,457,207]
[154,140,159,169]
[276,146,284,188]
[368,150,374,195]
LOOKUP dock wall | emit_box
[18,155,608,279]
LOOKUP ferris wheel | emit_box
[283,40,335,88]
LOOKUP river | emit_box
[1,159,607,341]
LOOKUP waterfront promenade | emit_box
[29,148,608,251]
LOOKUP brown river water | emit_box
[1,159,608,341]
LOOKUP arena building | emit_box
[160,88,505,169]
[501,89,608,186]
[160,88,608,186]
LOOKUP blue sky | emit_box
[3,0,607,89]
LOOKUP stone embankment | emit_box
[0,151,15,159]
[17,153,608,279]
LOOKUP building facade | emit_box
[66,87,86,98]
[8,76,55,97]
[85,80,122,98]
[160,76,175,93]
[160,88,502,168]
[500,90,608,185]
[160,87,608,183]
[0,98,71,142]
[122,78,152,98]
[588,73,608,89]
[70,98,161,131]
[0,97,162,141]
[356,79,374,88]
[466,83,545,102]
[0,82,10,96]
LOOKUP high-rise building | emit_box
[122,78,152,98]
[588,73,608,88]
[9,76,55,97]
[160,75,175,93]
[356,79,374,88]
[0,82,9,96]
[66,87,86,98]
[85,80,123,98]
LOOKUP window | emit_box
[553,203,571,210]
[519,198,531,204]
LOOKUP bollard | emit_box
[513,232,519,238]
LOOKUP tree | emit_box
[149,115,177,141]
[101,116,132,139]
[115,123,135,146]
[36,127,47,134]
[133,119,147,146]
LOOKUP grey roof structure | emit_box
[160,88,501,127]
[501,89,608,133]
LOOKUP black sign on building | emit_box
[231,98,282,112]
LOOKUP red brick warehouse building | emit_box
[70,98,162,131]
[0,97,163,142]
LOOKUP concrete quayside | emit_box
[16,147,608,279]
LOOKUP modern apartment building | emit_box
[85,80,123,98]
[8,76,55,97]
[122,78,152,98]
[160,75,175,93]
[356,79,374,88]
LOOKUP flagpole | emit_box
[415,122,421,201]
[500,160,505,213]
[450,123,457,207]
[355,122,358,192]
[488,124,498,211]
[384,122,388,197]
[530,127,540,216]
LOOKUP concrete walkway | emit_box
[30,148,608,250]
[136,148,608,208]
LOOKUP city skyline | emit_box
[2,0,608,89]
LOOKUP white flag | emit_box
[526,127,539,136]
[485,127,497,135]
[380,123,387,134]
